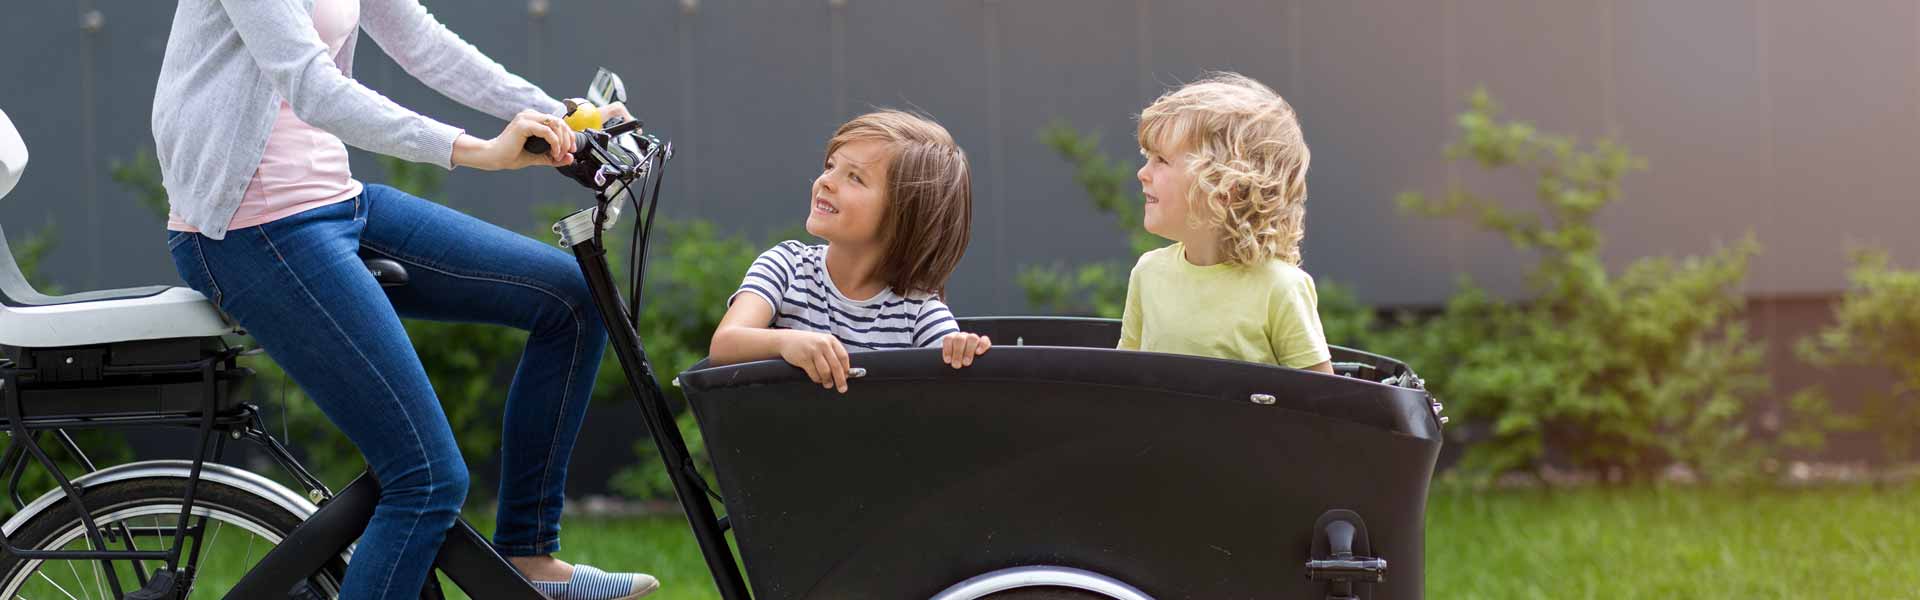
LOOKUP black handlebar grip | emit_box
[524,135,552,155]
[524,131,592,157]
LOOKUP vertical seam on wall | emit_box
[679,3,699,220]
[832,0,847,120]
[1601,1,1617,137]
[528,0,546,215]
[1756,1,1779,348]
[1136,0,1151,101]
[1286,1,1300,95]
[1441,0,1462,282]
[81,0,101,290]
[984,0,1006,307]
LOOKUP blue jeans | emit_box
[167,184,608,598]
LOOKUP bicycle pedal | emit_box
[126,569,180,600]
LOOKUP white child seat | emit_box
[0,107,237,349]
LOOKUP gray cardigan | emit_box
[154,0,565,239]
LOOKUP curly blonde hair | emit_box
[1137,72,1310,266]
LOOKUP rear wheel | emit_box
[0,476,346,599]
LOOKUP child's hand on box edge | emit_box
[941,332,991,369]
[780,331,852,393]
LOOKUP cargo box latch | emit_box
[1305,509,1387,600]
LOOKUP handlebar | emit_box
[522,131,587,156]
[525,117,643,156]
[541,111,672,345]
[524,116,642,158]
[532,118,654,196]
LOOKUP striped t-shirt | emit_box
[731,241,961,350]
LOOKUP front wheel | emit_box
[979,587,1122,599]
[0,475,347,599]
[932,566,1152,600]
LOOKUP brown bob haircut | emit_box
[825,110,973,298]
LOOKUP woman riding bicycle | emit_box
[153,0,655,598]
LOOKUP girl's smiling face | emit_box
[808,139,891,246]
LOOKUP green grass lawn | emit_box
[25,484,1888,597]
[431,484,1920,599]
[1426,483,1920,598]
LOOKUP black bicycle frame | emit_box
[565,203,753,600]
[228,162,748,599]
[227,218,749,600]
[222,473,547,600]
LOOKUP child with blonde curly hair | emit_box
[1118,72,1332,373]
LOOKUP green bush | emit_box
[1379,89,1834,482]
[1799,250,1920,462]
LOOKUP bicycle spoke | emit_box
[59,561,82,600]
[87,559,102,600]
[152,516,165,570]
[204,521,223,563]
[121,521,142,585]
[33,570,80,600]
[243,530,257,573]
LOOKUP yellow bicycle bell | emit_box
[561,98,604,132]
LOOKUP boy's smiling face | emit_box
[808,139,890,246]
[1138,143,1202,244]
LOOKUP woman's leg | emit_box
[354,184,609,559]
[167,198,468,599]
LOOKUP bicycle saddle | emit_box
[362,255,409,287]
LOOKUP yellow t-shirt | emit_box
[1118,243,1332,369]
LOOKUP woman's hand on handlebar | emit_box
[452,109,577,171]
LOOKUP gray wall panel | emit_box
[1608,0,1774,288]
[997,0,1148,309]
[680,0,834,234]
[1290,0,1456,305]
[6,0,1920,312]
[842,1,997,308]
[9,5,121,290]
[1144,0,1290,89]
[89,2,179,289]
[1764,0,1920,294]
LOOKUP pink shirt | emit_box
[168,0,362,232]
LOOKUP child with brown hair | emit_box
[710,110,991,392]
